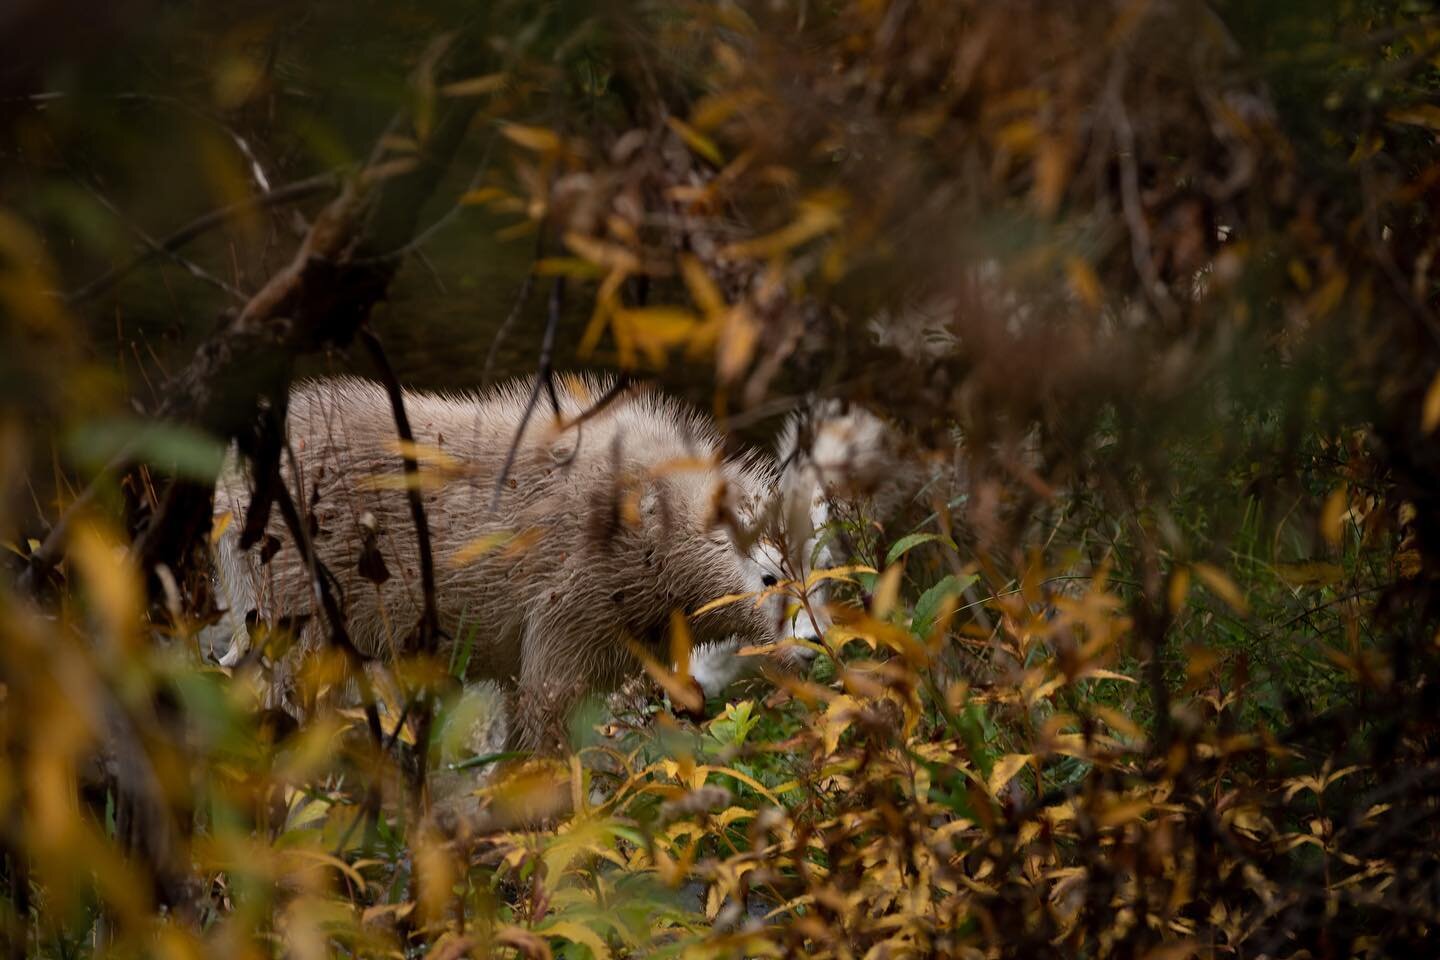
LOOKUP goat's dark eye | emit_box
[761,574,778,587]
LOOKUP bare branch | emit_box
[489,276,565,513]
[481,231,544,389]
[67,172,340,306]
[76,178,248,303]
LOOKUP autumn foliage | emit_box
[3,0,1440,957]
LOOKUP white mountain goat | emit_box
[205,375,824,753]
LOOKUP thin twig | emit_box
[358,328,439,650]
[67,172,339,305]
[18,442,141,592]
[358,326,442,806]
[77,179,248,303]
[481,231,544,389]
[489,276,565,513]
[349,132,497,265]
[271,456,384,747]
[17,91,276,193]
[559,374,637,431]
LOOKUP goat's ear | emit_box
[775,411,822,548]
[777,462,820,554]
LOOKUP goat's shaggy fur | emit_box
[210,374,793,752]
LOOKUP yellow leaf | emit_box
[563,232,641,272]
[1287,258,1313,292]
[533,257,606,280]
[496,219,538,241]
[871,565,903,618]
[1077,668,1138,684]
[0,210,67,332]
[1095,796,1151,827]
[1348,133,1384,165]
[440,73,507,97]
[647,455,721,478]
[701,763,784,807]
[392,438,461,468]
[211,510,234,545]
[501,123,562,153]
[449,531,512,567]
[284,848,368,892]
[541,920,611,960]
[1274,561,1344,587]
[1388,104,1440,130]
[987,753,1032,798]
[358,470,448,492]
[413,835,454,924]
[679,254,726,320]
[1184,644,1222,684]
[995,119,1039,153]
[1167,566,1191,614]
[691,591,755,617]
[720,191,846,260]
[690,88,764,130]
[70,522,141,651]
[613,306,703,366]
[802,564,878,589]
[1306,271,1348,317]
[577,267,629,358]
[1320,487,1347,546]
[361,902,414,925]
[717,307,758,382]
[1192,562,1250,615]
[459,186,510,206]
[1033,134,1073,216]
[626,637,702,715]
[1065,256,1102,308]
[153,925,203,960]
[495,925,555,959]
[669,611,693,688]
[1093,705,1145,741]
[820,695,859,753]
[666,116,723,165]
[1423,371,1440,433]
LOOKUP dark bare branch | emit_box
[67,172,340,306]
[489,276,564,513]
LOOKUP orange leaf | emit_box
[1192,562,1250,615]
[501,123,562,153]
[1423,371,1440,433]
[987,753,1032,798]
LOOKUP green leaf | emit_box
[912,573,978,636]
[66,416,227,481]
[449,614,479,680]
[885,532,957,566]
[447,750,528,772]
[436,683,505,765]
[709,699,761,748]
